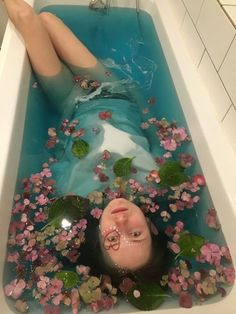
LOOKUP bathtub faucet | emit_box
[89,0,139,12]
[89,0,107,10]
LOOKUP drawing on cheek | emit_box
[103,229,121,251]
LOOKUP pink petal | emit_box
[179,291,193,308]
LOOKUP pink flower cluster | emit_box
[60,119,79,136]
[93,163,109,182]
[4,279,26,300]
[51,220,87,262]
[101,150,111,161]
[46,128,59,149]
[146,169,160,184]
[103,188,121,201]
[12,164,55,217]
[205,208,221,230]
[90,296,115,313]
[90,207,103,219]
[178,153,194,168]
[128,179,144,194]
[168,178,204,212]
[162,218,235,308]
[98,111,112,120]
[141,117,190,152]
[34,277,63,306]
[47,119,86,148]
[138,195,160,213]
[165,221,184,254]
[196,243,232,266]
[162,256,235,308]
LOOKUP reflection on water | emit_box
[3,6,235,314]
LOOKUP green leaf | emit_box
[127,283,168,311]
[113,157,134,177]
[159,160,188,186]
[177,232,205,258]
[44,195,89,229]
[71,138,89,158]
[55,270,81,289]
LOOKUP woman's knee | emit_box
[39,12,61,27]
[13,5,35,27]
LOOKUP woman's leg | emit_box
[4,0,62,77]
[3,0,75,106]
[38,12,115,82]
[39,12,97,71]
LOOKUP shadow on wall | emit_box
[0,2,8,47]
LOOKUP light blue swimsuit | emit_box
[52,96,157,197]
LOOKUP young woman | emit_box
[3,0,168,281]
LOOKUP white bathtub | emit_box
[0,0,236,313]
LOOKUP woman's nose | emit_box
[114,213,128,226]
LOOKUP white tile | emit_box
[219,36,236,105]
[198,51,232,120]
[219,0,236,4]
[183,0,205,23]
[180,12,205,67]
[166,0,187,28]
[223,5,236,26]
[222,105,236,153]
[196,0,236,70]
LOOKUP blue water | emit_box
[7,5,232,313]
[18,5,219,240]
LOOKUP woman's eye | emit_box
[131,231,141,237]
[107,235,118,242]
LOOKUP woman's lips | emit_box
[111,207,128,214]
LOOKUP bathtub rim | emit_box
[0,0,236,313]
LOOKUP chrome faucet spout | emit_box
[89,0,140,13]
[89,0,106,10]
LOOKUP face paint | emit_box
[103,228,121,251]
[101,225,140,251]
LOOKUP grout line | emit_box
[216,0,236,28]
[203,48,236,107]
[196,0,206,25]
[197,48,206,68]
[179,0,236,122]
[221,104,233,122]
[178,2,236,107]
[178,6,206,68]
[181,0,205,26]
[179,7,187,29]
[180,1,205,48]
[218,33,236,71]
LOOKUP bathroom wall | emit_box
[167,0,236,153]
[0,2,8,48]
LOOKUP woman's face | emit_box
[99,198,152,270]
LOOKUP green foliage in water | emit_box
[43,195,89,229]
[72,138,90,158]
[159,160,188,186]
[113,157,135,177]
[127,283,169,311]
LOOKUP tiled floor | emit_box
[218,0,236,27]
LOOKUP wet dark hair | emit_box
[99,232,170,286]
[78,213,171,286]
